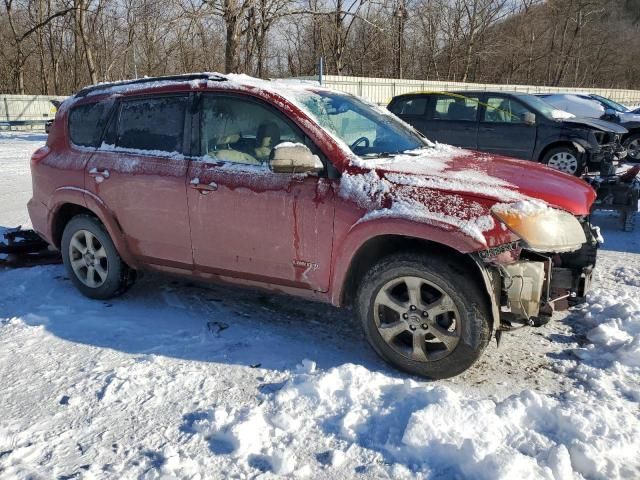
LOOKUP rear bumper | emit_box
[27,198,52,245]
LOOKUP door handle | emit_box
[190,178,218,194]
[89,167,110,178]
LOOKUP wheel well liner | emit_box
[51,203,98,249]
[340,236,492,323]
[538,141,578,162]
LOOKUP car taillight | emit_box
[30,146,50,165]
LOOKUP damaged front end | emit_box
[476,203,599,338]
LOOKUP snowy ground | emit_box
[0,131,639,479]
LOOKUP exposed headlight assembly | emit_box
[491,200,586,253]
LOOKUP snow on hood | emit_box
[550,109,575,119]
[340,145,540,246]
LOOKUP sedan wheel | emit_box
[626,136,640,162]
[546,151,578,175]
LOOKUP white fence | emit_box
[3,76,640,130]
[0,95,66,129]
[297,75,640,106]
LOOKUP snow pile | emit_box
[570,288,640,399]
[190,362,639,478]
[612,266,640,287]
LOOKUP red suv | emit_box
[28,73,599,379]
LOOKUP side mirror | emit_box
[523,112,536,125]
[603,108,619,122]
[270,143,323,175]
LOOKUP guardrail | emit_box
[0,95,66,131]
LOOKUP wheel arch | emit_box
[51,203,97,249]
[335,233,498,334]
[49,192,138,268]
[537,140,580,163]
[622,128,640,142]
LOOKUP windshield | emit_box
[292,90,427,156]
[520,94,568,119]
[590,94,629,113]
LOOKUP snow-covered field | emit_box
[1,131,639,479]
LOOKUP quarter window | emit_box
[115,96,189,153]
[389,97,427,116]
[200,96,305,165]
[69,102,108,147]
[483,97,531,124]
[433,95,479,121]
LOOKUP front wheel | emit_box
[623,133,640,163]
[542,146,583,176]
[61,215,135,299]
[356,253,491,379]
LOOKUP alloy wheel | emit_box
[68,229,109,288]
[373,276,461,362]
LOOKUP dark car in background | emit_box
[537,93,640,162]
[388,91,627,176]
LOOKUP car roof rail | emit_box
[75,73,227,98]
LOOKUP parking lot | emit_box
[1,131,639,478]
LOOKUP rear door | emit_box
[477,94,537,159]
[388,95,429,134]
[422,94,480,148]
[84,94,193,267]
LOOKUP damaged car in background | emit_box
[388,90,628,176]
[6,73,600,379]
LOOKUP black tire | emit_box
[61,214,135,299]
[355,252,491,379]
[541,146,584,176]
[623,133,640,163]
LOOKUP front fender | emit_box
[329,216,487,306]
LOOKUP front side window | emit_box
[433,95,479,121]
[69,102,108,147]
[291,91,426,157]
[483,97,531,124]
[115,96,189,154]
[200,95,305,165]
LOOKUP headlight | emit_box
[491,200,586,253]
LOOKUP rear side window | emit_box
[115,96,188,154]
[69,102,107,147]
[389,97,427,116]
[433,95,479,121]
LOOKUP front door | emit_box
[477,95,538,160]
[186,94,335,291]
[85,94,193,267]
[388,95,430,135]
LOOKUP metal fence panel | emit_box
[296,75,640,106]
[0,95,67,127]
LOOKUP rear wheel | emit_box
[542,146,583,176]
[356,253,491,379]
[623,133,640,163]
[61,215,135,299]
